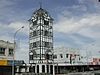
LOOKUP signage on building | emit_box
[0,60,7,65]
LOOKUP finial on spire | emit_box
[39,1,42,8]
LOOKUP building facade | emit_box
[0,40,14,60]
[0,40,25,75]
[29,7,54,64]
[54,47,81,65]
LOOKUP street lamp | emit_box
[12,26,24,75]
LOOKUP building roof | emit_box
[0,40,14,49]
[31,7,53,20]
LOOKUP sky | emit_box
[0,0,100,63]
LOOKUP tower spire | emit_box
[39,1,42,8]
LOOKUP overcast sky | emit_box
[0,0,100,63]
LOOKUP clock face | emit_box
[38,12,43,16]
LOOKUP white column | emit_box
[26,66,29,72]
[49,65,50,73]
[35,64,37,73]
[45,64,47,73]
[21,68,26,72]
[15,73,21,75]
[15,66,20,75]
[53,64,55,75]
[16,66,19,72]
[39,64,42,73]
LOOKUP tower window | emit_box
[44,20,49,25]
[33,42,37,48]
[33,31,37,36]
[44,42,49,47]
[49,42,52,48]
[44,30,48,36]
[60,54,63,58]
[9,49,13,56]
[0,48,5,55]
[53,55,57,59]
[66,54,69,58]
[36,41,40,47]
[49,32,52,37]
[29,55,33,60]
[33,20,37,25]
[29,43,33,49]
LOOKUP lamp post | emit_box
[12,26,24,75]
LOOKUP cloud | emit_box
[0,0,15,18]
[54,14,100,32]
[0,0,100,63]
[0,21,29,63]
[8,21,29,34]
[0,0,15,8]
[0,0,34,24]
[53,0,100,53]
[0,21,29,40]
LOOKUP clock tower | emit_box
[29,7,54,64]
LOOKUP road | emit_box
[67,70,100,75]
